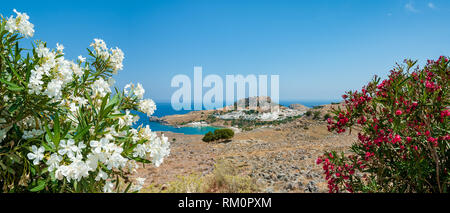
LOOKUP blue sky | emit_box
[1,0,449,102]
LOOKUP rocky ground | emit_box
[134,106,359,193]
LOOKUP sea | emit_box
[134,100,339,135]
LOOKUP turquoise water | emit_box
[147,121,221,135]
[133,100,339,135]
[133,111,221,135]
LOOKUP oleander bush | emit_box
[317,57,449,193]
[0,10,170,192]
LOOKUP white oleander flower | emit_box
[35,43,50,58]
[91,78,111,98]
[104,149,128,170]
[125,160,139,173]
[136,177,146,185]
[89,140,102,154]
[109,47,124,73]
[78,55,86,63]
[107,77,115,87]
[132,144,146,158]
[131,177,146,192]
[54,56,74,84]
[95,170,108,181]
[56,43,64,52]
[71,141,86,158]
[148,134,170,167]
[45,79,63,100]
[22,129,45,140]
[138,99,156,116]
[137,125,170,167]
[68,159,90,182]
[134,83,145,99]
[5,9,34,38]
[55,165,69,180]
[46,153,62,172]
[28,70,44,94]
[139,125,157,141]
[124,83,132,95]
[71,61,83,77]
[129,128,139,143]
[58,139,77,159]
[27,145,45,165]
[90,38,109,59]
[86,153,100,171]
[103,181,114,193]
[118,110,134,128]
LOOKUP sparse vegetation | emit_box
[313,111,321,120]
[305,111,312,116]
[202,128,234,142]
[142,159,259,193]
[222,115,303,131]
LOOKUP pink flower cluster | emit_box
[317,56,449,193]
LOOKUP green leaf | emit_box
[7,166,16,175]
[0,53,25,86]
[73,125,91,141]
[0,78,23,91]
[124,182,133,193]
[30,180,46,192]
[100,93,110,112]
[53,113,61,143]
[0,161,6,170]
[41,141,55,152]
[44,121,55,146]
[30,166,36,175]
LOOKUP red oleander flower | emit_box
[318,56,449,193]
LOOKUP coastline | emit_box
[136,103,354,193]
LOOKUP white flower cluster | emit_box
[22,129,45,140]
[28,43,83,101]
[1,9,170,192]
[5,9,34,38]
[61,95,88,113]
[118,110,138,128]
[133,125,170,167]
[29,137,128,183]
[139,99,157,116]
[90,78,111,98]
[26,124,169,190]
[124,82,145,98]
[129,177,146,192]
[124,82,157,116]
[90,39,124,73]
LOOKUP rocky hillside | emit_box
[134,103,357,193]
